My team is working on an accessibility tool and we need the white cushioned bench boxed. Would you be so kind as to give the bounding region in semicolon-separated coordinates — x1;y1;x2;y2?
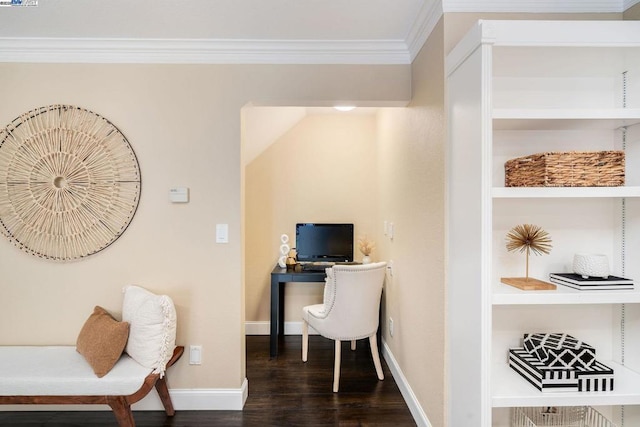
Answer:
0;346;183;426
0;285;183;427
1;346;152;396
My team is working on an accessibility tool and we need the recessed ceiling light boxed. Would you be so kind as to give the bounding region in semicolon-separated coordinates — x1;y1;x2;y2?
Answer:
333;106;356;112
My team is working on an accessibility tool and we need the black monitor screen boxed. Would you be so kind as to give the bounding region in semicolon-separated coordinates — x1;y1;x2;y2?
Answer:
296;223;354;262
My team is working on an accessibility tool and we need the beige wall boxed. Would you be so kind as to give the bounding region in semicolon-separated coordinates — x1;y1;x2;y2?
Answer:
0;63;409;391
376;18;447;427
244;112;379;322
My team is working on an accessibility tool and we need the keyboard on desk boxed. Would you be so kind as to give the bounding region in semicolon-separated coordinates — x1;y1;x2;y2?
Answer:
301;261;360;271
301;262;334;271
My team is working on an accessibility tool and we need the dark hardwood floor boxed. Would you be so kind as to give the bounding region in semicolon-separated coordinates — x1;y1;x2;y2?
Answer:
0;335;416;426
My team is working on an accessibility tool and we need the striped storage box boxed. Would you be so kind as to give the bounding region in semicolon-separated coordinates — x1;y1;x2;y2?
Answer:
508;348;614;392
509;348;578;392
576;362;615;392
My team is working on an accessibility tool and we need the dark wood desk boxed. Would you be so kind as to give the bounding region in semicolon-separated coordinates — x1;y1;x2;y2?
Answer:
270;265;327;358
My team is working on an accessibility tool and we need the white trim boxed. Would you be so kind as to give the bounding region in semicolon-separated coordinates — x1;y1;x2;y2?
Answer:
0;379;249;412
245;321;271;335
444;0;629;13
0;37;410;65
381;339;433;427
151;380;249;410
245;321;318;336
405;0;443;62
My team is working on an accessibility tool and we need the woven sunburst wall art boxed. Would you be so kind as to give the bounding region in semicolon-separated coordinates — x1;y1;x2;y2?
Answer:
0;105;141;261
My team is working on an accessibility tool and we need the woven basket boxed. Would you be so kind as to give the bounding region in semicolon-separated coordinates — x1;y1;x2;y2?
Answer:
512;406;617;427
505;151;625;187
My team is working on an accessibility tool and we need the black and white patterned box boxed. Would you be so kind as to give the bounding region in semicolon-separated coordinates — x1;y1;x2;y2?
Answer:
523;333;596;369
509;348;614;392
508;348;579;392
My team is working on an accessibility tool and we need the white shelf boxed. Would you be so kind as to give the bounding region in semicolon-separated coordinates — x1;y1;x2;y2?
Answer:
492;281;640;305
447;20;640;425
492;186;640;199
493;108;640;130
493;360;640;408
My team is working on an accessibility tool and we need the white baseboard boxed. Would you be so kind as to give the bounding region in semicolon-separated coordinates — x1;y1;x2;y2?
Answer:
381;339;432;427
135;378;248;410
245;320;318;336
0;378;249;412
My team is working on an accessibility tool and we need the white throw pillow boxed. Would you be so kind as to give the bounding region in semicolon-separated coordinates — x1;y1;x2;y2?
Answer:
122;285;177;377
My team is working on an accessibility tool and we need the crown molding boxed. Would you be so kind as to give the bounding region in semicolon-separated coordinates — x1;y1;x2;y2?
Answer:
0;37;411;65
444;0;630;13
405;0;444;62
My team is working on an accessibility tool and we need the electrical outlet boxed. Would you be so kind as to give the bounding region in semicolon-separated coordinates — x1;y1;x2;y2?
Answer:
389;317;394;337
189;345;202;365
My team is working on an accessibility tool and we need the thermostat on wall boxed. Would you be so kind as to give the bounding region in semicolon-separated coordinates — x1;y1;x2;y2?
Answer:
169;187;189;203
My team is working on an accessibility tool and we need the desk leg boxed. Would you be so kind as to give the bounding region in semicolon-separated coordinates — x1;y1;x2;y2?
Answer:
270;276;280;358
278;282;285;337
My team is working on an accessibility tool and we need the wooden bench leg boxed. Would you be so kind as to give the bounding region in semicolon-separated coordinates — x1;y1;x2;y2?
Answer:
155;376;175;416
107;396;135;427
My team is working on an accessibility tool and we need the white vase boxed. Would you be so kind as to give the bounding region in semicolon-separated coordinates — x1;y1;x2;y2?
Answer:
362;255;371;264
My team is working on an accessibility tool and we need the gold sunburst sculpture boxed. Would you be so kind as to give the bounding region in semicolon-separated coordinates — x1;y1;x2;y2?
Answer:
502;224;555;290
0;105;141;261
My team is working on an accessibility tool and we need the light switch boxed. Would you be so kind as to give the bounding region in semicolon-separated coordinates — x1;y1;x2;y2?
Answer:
189;345;202;365
216;224;229;243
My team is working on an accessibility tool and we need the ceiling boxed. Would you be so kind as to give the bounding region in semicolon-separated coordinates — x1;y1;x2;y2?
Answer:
1;0;637;65
0;0;426;41
0;0;432;64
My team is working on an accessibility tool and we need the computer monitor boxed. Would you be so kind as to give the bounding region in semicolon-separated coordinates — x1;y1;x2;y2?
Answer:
295;223;354;263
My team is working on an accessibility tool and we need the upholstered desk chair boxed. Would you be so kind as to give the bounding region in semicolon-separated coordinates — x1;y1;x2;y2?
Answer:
302;262;387;392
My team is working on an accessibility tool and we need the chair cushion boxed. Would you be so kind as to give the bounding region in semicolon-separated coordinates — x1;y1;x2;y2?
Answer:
0;346;151;396
122;285;177;376
76;306;130;378
303;304;327;321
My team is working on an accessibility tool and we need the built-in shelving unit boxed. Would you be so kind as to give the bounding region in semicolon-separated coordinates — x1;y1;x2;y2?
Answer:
447;20;640;427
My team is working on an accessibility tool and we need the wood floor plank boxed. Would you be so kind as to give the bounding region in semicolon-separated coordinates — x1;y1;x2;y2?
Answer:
0;335;416;426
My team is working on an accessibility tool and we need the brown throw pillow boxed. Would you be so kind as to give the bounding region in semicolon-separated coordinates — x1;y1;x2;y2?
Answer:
76;306;130;377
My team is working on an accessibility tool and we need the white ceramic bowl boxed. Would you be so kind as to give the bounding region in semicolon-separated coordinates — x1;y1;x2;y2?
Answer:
573;253;610;279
